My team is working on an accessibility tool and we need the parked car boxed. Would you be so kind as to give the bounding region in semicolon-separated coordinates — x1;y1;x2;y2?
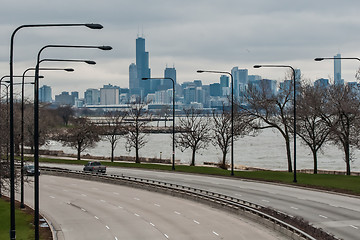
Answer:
83;161;106;173
23;165;40;176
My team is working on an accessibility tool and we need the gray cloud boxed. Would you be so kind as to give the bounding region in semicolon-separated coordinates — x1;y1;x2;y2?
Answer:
1;0;360;97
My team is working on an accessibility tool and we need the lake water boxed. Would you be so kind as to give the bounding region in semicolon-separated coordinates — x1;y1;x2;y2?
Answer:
41;128;359;172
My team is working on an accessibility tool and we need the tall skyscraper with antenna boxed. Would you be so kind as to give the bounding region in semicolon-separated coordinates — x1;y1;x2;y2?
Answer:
334;53;343;85
136;36;151;96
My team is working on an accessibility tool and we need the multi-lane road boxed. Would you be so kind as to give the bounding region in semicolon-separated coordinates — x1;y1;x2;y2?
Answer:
37;163;360;239
22;175;286;240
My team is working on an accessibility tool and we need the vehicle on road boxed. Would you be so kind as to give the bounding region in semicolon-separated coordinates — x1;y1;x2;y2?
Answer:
83;161;106;173
23;165;40;176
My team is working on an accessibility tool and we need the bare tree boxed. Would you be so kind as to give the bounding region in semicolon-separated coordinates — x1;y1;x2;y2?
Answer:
175;108;212;166
57;105;74;126
241;77;294;172
320;84;360;175
295;82;331;174
56;117;100;160
125;101;150;163
102;111;127;162
211;105;255;169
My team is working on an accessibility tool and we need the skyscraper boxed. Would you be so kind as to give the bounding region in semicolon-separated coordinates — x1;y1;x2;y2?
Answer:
231;67;248;100
164;66;176;90
129;63;138;90
39;85;52;103
136;37;151;96
334;53;343;85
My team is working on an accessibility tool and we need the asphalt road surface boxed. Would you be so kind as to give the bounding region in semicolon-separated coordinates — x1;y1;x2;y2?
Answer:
40;163;360;240
22;175;286;240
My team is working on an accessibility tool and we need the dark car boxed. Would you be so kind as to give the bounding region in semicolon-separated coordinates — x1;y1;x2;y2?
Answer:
83;161;106;173
23;165;40;176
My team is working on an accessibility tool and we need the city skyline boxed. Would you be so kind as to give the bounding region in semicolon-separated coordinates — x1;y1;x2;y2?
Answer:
1;1;360;97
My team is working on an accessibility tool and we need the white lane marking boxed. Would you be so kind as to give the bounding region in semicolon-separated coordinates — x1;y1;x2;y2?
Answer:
94;216;99;219
174;211;181;215
150;222;155;227
164;234;169;239
350;225;358;229
115;237;118;240
319;215;328;219
154;203;161;207
235;193;242;197
291;206;299;210
49;196;55;199
113;192;119;195
81;208;86;212
100;200;106;203
118;206;123;209
262;199;270;203
134;197;140;201
106;225;110;230
213;231;219;236
81;194;87;197
193;220;200;224
134;213;140;217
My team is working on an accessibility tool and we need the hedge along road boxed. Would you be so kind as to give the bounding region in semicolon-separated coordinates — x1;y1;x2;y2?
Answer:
39;162;360;240
20;175;286;240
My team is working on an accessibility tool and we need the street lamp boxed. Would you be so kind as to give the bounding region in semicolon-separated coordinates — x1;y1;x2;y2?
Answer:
197;70;235;176
253;64;297;183
33;44;111;239
142;77;176;170
315;57;360;61
18;67;74;209
9;23;103;240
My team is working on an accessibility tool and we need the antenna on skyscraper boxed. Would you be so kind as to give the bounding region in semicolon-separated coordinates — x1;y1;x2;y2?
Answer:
141;24;144;37
137;25;140;38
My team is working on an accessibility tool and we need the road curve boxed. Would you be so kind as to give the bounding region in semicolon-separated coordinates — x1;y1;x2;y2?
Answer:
41;163;360;240
22;175;286;240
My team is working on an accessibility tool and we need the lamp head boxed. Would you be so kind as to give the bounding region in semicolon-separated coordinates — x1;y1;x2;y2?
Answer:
98;46;112;51
64;68;74;72
85;23;103;29
253;65;262;68
142;78;149;81
85;60;96;65
39;76;45;79
197;70;204;73
314;58;324;61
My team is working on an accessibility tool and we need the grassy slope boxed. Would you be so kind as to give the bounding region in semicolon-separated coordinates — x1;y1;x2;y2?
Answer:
0;198;34;240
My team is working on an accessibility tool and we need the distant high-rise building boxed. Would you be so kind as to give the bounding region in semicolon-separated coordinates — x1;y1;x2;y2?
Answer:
39;85;52;103
55;91;74;106
231;67;248;99
210;83;221;97
164;66;176;89
314;78;329;89
220;75;229;88
334;53;343;85
84;88;100;105
136;37;151;96
71;91;79;100
100;84;119;105
129;63;138;90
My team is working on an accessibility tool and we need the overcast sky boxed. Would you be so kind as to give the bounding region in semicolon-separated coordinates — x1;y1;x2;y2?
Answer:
1;0;360;97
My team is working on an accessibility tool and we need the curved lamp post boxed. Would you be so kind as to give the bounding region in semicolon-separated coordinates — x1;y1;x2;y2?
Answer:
19;67;74;209
197;70;235;176
33;44;111;239
9;23;102;240
253;64;297;183
142;77;176;170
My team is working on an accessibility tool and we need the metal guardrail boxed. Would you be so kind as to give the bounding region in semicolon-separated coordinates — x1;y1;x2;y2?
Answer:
41;166;317;240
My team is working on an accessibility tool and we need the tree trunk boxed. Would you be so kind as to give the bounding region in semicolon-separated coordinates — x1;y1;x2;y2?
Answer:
135;146;140;163
190;148;196;166
77;144;81;160
344;142;351;175
285;137;293;172
221;150;227;169
111;144;114;162
312;148;317;174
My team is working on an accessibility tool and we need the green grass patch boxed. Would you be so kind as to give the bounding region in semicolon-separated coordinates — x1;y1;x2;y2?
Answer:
0;198;34;240
22;156;360;195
